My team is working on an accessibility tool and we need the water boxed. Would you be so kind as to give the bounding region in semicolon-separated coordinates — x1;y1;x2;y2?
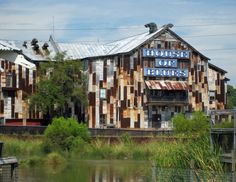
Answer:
19;160;153;182
18;160;234;182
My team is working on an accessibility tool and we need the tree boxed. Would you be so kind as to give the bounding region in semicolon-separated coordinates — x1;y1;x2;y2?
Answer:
29;53;87;122
227;85;236;109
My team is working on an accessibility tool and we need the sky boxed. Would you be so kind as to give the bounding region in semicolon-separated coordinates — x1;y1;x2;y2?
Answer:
0;0;236;86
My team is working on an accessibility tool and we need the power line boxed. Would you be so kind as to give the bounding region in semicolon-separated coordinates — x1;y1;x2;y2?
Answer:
199;48;236;51
174;22;236;27
184;33;236;38
0;22;236;31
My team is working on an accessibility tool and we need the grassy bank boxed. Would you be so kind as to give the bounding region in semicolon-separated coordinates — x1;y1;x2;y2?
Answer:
0;134;223;172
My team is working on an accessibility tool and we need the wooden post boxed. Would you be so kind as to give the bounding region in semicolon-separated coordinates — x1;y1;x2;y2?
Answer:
22;102;27;126
233;110;236;173
232;150;236;172
190;160;195;181
151;161;157;182
234;111;236;151
210;111;215;149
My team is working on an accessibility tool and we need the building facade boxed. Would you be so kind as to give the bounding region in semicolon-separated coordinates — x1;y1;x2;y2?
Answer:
0;41;40;125
56;23;228;128
0;23;229;128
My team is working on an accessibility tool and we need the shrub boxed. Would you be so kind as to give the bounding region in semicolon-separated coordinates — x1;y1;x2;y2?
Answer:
172;112;210;135
190;111;210;134
44;117;90;152
45;152;66;166
214;120;234;128
172;113;190;134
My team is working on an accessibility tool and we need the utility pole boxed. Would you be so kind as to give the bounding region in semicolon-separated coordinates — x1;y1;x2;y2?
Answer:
52;16;55;38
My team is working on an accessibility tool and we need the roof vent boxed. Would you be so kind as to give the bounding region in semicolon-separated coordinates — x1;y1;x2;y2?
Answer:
162;23;174;29
31;38;39;51
144;22;157;34
166;23;174;28
42;43;49;50
22;41;27;48
33;44;39;51
31;38;38;46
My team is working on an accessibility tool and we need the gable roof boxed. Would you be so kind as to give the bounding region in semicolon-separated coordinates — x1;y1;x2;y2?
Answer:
0;40;57;62
55;25;209;60
105;27;166;56
0;40;20;51
167;29;210;60
56;26;167;59
57;43;113;60
209;62;227;74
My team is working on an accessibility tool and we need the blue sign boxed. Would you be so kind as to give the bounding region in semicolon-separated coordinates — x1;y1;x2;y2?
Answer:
143;48;190;59
155;59;177;68
144;68;188;78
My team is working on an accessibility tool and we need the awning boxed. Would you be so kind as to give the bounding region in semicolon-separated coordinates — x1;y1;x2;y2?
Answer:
145;80;189;90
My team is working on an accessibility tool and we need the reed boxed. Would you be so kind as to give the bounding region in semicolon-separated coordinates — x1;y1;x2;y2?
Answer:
0;134;223;172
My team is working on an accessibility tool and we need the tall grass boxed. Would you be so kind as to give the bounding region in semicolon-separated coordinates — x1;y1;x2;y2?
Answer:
0;135;44;158
0;134;224;172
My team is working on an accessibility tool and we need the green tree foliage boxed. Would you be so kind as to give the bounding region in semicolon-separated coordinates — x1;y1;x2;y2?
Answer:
44;117;90;152
29;53;87;119
172;112;210;135
227;85;236;109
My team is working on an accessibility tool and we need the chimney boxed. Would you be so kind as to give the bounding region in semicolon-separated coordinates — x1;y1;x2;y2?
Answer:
144;23;157;34
162;23;174;29
31;38;39;51
22;41;27;48
42;43;49;50
31;38;38;46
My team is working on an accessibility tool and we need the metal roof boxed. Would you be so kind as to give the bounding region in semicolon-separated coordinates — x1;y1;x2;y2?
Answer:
0;40;20;51
105;27;165;55
57;43;113;60
145;80;189;90
208;62;227;74
0;40;56;61
56;27;166;59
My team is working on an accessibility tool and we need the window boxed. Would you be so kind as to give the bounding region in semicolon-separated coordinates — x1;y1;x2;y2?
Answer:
209;90;215;101
6;73;13;87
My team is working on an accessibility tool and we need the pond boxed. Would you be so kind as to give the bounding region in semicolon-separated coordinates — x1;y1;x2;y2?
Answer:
19;160;154;182
18;160;233;182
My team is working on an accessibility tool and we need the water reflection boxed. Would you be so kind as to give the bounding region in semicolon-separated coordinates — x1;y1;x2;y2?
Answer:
19;160;152;182
19;160;233;182
88;160;151;182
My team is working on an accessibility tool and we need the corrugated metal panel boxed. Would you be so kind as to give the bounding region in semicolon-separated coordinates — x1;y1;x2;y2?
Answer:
57;27;165;59
58;43;113;60
145;80;189;90
0;40;56;61
0;40;20;51
106;27;164;55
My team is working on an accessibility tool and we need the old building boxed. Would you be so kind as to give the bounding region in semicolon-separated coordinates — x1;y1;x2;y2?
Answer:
52;23;228;129
0;41;38;125
0;22;229;128
208;63;228;110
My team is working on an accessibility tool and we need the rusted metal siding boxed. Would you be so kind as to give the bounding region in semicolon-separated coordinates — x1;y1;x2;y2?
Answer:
187;52;209;112
145;80;189;90
208;67;226;110
87;29;227;128
0;59;38;120
87;51;146;128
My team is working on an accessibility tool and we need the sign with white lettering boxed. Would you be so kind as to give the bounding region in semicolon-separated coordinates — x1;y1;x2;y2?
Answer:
155;59;177;68
144;68;188;78
143;48;190;59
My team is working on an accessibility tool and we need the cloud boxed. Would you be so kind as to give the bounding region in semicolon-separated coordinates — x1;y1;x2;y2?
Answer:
0;0;235;86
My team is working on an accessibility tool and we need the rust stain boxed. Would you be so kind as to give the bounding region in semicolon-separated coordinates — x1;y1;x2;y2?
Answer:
145;80;189;90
